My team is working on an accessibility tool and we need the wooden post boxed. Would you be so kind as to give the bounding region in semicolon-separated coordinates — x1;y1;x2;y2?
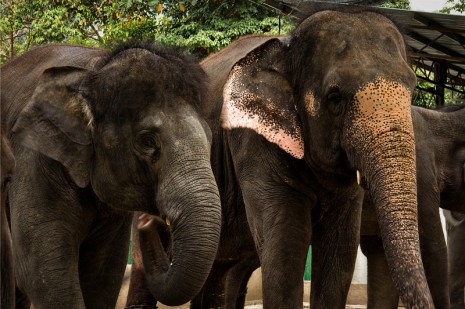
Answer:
434;61;446;107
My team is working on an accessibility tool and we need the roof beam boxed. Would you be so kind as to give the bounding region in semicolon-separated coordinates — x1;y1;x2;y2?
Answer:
409;52;465;63
413;13;465;46
408;31;464;58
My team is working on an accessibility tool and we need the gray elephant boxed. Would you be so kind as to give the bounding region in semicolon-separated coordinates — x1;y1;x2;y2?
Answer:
126;6;433;309
1;123;15;309
444;210;465;309
361;104;465;309
1;42;221;308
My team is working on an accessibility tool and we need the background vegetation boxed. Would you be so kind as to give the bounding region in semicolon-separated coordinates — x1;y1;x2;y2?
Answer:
0;0;410;62
1;0;464;107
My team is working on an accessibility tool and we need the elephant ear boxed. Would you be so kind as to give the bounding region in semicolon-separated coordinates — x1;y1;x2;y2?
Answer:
12;66;93;188
221;38;304;159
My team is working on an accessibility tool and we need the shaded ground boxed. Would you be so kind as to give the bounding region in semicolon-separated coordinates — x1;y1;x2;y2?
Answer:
115;265;402;309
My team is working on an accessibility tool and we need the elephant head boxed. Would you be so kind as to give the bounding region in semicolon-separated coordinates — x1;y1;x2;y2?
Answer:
11;43;221;305
222;8;432;307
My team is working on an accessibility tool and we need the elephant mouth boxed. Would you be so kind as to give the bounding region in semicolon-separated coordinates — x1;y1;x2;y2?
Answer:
138;213;171;230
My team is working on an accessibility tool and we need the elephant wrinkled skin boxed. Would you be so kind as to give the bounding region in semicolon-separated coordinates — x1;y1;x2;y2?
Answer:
127;6;433;309
1;124;15;309
1;42;221;308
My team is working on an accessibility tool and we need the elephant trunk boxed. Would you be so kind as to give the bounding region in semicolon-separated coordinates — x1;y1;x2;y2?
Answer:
344;78;434;308
363;132;433;307
139;143;221;306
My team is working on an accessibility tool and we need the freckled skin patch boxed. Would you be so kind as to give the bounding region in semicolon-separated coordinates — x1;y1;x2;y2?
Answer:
350;76;414;141
304;92;319;117
221;57;304;159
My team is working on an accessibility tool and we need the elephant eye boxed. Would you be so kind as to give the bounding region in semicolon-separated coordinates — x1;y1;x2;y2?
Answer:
326;88;345;115
136;131;161;162
327;91;342;104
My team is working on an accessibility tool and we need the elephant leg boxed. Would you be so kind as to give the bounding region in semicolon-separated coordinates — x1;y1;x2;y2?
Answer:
360;235;399;309
417;202;449;308
190;260;236;309
224;255;260;309
11;202;89;308
79;209;132;309
14;286;31;309
240;184;312;309
1;205;14;309
9;152;96;308
310;189;363;308
446;211;465;309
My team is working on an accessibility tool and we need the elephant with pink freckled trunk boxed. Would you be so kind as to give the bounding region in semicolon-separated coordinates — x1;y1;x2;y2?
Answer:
126;5;433;309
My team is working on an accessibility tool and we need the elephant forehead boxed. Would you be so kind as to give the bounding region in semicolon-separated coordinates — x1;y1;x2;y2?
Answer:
353;77;413;130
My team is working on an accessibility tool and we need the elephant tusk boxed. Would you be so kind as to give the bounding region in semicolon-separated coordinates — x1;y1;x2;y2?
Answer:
356;170;361;185
165;217;171;226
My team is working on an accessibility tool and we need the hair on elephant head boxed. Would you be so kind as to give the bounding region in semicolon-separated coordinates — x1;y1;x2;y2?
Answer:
207;5;432;308
3;42;221;307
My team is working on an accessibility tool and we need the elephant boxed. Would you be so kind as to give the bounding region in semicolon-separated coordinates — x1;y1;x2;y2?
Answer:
361;104;465;309
444;210;465;309
1;123;16;309
125;5;433;309
1;41;221;308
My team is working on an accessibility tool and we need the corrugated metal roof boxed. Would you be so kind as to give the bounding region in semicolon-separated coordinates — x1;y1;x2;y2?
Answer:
381;8;465;64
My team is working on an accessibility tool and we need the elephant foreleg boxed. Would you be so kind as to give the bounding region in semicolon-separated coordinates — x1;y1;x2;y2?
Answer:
241;182;312;309
445;210;465;309
1;205;14;309
224;255;260;309
190;260;237;309
79;210;132;309
14;286;31;309
417;200;449;309
310;189;363;309
360;235;399;309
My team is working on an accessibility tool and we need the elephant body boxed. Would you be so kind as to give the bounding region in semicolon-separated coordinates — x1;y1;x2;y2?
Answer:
1;124;15;309
127;6;433;309
361;104;465;309
1;42;221;308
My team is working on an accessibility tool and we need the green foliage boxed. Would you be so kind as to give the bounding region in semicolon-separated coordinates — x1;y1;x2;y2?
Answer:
379;0;410;9
150;1;294;57
0;0;291;63
412;66;465;108
441;0;465;13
